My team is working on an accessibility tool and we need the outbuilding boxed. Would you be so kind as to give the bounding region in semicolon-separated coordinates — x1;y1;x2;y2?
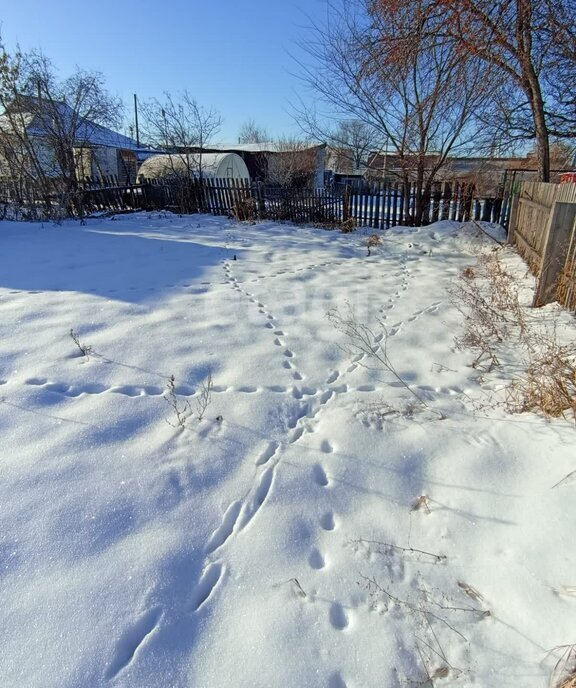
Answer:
137;152;249;181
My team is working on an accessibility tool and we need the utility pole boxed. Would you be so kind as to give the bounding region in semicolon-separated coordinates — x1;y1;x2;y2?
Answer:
133;94;140;147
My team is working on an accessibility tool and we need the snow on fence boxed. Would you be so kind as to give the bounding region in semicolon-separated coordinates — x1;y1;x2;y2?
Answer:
508;181;576;308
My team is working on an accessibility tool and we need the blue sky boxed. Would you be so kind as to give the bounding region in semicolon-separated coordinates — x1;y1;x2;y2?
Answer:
1;0;329;142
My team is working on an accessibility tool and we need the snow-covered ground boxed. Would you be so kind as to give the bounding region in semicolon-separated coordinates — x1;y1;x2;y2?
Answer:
0;213;574;688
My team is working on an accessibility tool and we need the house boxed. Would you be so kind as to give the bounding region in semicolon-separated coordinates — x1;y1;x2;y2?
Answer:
0;95;140;185
365;151;557;196
324;145;368;187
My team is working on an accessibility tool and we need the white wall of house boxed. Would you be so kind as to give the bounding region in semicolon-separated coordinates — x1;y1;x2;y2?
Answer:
73;146;119;180
32;139;60;177
92;146;118;178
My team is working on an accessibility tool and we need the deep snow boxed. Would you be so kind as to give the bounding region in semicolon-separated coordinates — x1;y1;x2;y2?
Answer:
0;213;574;688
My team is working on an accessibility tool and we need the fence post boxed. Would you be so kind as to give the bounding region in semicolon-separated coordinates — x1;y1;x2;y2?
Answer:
256;181;265;217
533;201;576;307
342;184;351;222
506;190;520;244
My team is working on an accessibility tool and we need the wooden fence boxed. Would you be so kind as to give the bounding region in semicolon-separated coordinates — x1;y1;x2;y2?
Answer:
78;177;509;227
1;174;513;228
556;214;576;310
508;181;576;308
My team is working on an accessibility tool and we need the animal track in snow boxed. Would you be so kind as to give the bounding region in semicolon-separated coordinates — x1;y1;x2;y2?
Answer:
292;386;317;400
238;466;275;529
326;370;339;384
308;548;326;569
329;603;349;630
105;607;162;679
320;440;334;454
312;464;329;487
26;379;167;398
189;562;225;612
288;405;309;429
205;502;242;553
333;384;348;394
289;426;305;444
255;441;280;466
407;301;443;322
328;672;348;688
320;512;336;530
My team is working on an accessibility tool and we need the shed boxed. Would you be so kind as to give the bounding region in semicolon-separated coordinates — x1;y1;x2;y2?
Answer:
138;152;249;181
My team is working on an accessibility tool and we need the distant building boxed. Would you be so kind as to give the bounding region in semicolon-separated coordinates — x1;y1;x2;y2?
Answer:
166;142;326;188
0;95;140;184
137;152;250;181
365;152;571;195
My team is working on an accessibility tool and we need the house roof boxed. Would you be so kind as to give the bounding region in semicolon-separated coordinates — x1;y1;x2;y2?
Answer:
199;142;326;154
0;95;139;150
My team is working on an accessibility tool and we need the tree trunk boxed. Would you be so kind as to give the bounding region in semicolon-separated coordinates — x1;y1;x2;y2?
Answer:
517;1;550;182
529;87;550;182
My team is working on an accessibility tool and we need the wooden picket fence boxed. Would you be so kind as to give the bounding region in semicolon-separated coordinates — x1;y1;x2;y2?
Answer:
557;224;576;310
1;174;513;228
508;181;576;308
78;177;509;228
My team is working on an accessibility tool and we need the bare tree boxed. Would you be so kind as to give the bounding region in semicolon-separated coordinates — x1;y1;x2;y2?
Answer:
295;0;495;224
0;42;123;216
140;91;222;180
328;119;381;173
266;137;319;189
380;0;576;182
238;119;270;144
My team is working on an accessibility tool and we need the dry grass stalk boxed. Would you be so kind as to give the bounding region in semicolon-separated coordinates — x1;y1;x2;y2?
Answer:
548;644;576;688
340;217;357;233
327;304;445;418
232;196;257;222
164;374;192;428
164;372;214;428
194;372;213;421
69;328;92;357
412;495;432;513
453;249;576;420
507;336;576;419
365;233;382;256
